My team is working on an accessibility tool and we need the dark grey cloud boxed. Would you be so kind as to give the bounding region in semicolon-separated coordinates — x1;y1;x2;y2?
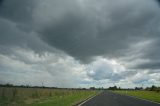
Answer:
0;0;36;24
0;0;3;5
0;0;160;87
156;0;160;5
0;17;60;59
134;62;160;70
1;0;160;64
125;39;160;70
38;0;160;64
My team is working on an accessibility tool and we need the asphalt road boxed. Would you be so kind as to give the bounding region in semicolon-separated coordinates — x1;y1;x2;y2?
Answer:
80;91;160;106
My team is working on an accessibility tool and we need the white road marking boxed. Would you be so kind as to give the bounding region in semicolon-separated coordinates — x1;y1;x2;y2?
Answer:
77;92;102;106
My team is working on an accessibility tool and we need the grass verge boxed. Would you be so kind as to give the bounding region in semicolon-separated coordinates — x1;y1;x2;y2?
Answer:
113;90;160;103
30;90;98;106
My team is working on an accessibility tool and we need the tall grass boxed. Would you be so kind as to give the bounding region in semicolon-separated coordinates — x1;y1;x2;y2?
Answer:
0;87;98;106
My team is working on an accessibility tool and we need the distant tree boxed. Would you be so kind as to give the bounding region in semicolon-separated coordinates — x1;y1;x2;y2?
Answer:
118;87;121;90
6;83;13;87
150;85;156;91
108;86;118;90
135;87;143;90
145;87;150;91
90;87;96;90
82;88;86;90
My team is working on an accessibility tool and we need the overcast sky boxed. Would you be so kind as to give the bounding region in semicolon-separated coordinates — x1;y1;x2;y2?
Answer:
0;0;160;88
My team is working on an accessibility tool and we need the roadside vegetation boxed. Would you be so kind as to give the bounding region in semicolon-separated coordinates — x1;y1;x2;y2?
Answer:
0;86;99;106
113;85;160;103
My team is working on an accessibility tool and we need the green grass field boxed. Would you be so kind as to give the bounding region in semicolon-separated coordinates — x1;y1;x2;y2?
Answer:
113;90;160;103
0;87;99;106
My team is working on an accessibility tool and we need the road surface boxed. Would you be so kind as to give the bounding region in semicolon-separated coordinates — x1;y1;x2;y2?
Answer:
80;91;160;106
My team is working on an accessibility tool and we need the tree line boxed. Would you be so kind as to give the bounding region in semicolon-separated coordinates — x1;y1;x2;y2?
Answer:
0;83;160;92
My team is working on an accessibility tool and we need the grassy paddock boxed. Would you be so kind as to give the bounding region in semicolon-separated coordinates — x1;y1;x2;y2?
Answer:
113;90;160;103
0;87;99;106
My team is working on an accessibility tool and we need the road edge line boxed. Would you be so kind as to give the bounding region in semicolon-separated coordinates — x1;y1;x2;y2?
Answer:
76;91;103;106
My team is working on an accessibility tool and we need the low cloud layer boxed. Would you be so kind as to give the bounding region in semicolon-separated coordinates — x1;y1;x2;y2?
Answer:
0;0;160;88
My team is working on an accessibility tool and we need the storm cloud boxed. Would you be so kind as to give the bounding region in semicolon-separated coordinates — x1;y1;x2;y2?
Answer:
38;0;160;63
0;0;160;88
